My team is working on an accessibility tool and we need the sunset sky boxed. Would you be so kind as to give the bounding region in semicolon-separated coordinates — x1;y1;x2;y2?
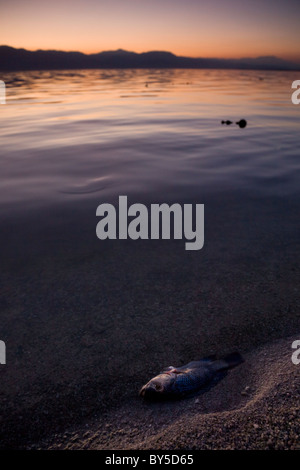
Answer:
1;0;300;61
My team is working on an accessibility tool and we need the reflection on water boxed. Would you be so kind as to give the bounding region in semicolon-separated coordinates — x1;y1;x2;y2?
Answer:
0;69;299;211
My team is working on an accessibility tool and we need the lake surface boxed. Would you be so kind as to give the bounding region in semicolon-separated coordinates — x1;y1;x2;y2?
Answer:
0;69;299;447
1;69;299;212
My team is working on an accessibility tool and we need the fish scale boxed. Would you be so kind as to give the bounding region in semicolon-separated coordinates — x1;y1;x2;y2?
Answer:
173;369;213;394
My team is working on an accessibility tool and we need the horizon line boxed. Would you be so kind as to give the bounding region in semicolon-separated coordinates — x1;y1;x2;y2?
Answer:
1;45;299;64
1;45;300;72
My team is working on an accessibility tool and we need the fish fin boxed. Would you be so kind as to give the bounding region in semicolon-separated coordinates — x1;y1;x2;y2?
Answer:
222;352;244;368
201;354;217;362
214;352;244;371
179;356;217;369
212;352;244;372
162;367;182;375
161;366;175;373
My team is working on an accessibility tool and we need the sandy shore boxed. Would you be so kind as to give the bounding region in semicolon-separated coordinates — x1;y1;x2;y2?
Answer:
29;335;299;450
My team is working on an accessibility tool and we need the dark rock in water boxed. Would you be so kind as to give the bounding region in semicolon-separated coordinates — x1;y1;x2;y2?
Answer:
236;119;247;128
221;120;233;125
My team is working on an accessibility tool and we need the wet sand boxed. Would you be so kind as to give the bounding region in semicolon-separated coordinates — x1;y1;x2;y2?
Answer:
0;191;299;449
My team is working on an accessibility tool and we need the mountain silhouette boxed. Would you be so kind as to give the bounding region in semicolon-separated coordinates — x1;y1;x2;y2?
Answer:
0;46;299;71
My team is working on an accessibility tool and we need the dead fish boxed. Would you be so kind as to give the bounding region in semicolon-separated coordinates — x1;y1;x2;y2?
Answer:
139;352;244;400
236;119;247;128
221;120;233;125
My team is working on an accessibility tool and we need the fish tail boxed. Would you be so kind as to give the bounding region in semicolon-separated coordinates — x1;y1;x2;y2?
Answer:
213;352;244;371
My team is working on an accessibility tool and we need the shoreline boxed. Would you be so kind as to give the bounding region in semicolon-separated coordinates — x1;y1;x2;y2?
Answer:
30;335;300;450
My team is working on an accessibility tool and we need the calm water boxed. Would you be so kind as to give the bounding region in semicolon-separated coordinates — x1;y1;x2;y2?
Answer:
0;69;299;212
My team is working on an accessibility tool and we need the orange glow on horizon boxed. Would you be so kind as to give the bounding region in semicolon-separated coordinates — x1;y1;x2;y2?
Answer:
1;0;300;63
